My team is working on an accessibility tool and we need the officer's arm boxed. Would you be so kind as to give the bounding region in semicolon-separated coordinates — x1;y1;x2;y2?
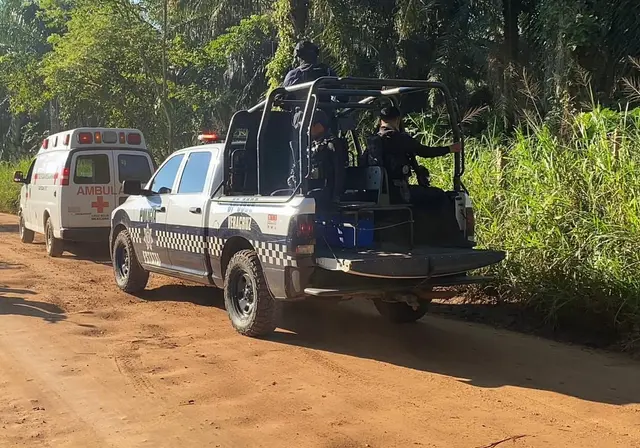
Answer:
283;70;295;87
404;134;450;158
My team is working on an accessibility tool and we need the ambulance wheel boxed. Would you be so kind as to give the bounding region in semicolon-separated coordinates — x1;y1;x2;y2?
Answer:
19;214;34;244
373;299;429;323
45;217;64;257
113;229;149;293
224;250;277;337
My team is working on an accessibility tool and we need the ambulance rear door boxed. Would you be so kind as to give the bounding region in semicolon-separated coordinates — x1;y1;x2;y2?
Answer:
63;149;117;229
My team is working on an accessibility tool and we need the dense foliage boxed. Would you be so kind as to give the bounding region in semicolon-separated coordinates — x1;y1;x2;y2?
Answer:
1;0;639;158
1;0;640;347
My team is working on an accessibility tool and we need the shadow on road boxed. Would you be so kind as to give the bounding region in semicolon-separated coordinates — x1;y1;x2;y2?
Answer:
61;242;111;265
0;287;67;324
138;282;640;407
0;223;18;233
139;285;224;308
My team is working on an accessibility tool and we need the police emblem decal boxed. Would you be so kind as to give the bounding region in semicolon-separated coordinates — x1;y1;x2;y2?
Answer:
143;223;154;251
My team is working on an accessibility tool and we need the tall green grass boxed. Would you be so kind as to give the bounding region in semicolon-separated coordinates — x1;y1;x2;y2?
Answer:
0;159;30;214
418;107;640;347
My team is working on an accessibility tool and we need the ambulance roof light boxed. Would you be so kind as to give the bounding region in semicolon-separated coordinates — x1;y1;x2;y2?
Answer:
127;132;142;145
78;132;93;144
42;138;49;150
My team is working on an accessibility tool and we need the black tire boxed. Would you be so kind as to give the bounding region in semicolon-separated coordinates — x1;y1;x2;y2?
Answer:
45;217;64;257
224;249;277;337
374;299;429;323
19;214;34;244
112;229;149;293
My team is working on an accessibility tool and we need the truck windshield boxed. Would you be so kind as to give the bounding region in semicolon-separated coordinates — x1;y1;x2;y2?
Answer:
118;154;152;183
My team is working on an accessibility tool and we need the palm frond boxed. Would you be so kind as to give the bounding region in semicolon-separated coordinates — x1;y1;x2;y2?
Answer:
622;76;640;103
461;105;489;124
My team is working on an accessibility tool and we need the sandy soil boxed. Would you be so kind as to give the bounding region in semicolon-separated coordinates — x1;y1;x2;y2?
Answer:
0;213;639;448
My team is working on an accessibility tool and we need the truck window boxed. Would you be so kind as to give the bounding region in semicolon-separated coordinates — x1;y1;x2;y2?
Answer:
118;154;152;183
74;154;110;185
149;154;184;194
177;152;211;194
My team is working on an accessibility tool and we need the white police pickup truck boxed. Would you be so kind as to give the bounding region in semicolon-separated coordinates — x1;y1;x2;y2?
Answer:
110;78;505;337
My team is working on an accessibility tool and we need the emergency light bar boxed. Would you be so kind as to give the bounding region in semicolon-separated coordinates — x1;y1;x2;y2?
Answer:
76;131;142;145
198;132;221;143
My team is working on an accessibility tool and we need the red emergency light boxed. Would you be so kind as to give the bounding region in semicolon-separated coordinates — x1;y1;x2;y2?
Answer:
63;134;70;145
198;132;219;143
42;138;49;150
78;132;93;144
127;133;142;145
55;167;70;186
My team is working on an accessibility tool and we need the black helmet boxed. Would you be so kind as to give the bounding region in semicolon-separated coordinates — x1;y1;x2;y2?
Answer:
294;41;319;62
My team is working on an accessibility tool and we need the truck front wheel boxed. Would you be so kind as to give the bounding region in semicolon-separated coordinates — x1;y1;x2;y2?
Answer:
224;250;277;337
112;229;149;293
374;299;429;323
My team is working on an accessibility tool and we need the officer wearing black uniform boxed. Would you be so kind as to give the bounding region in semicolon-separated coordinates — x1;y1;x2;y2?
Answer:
284;42;345;195
363;106;460;205
284;41;338;90
305;109;347;206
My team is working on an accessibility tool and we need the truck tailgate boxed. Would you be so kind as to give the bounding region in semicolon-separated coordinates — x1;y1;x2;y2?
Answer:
315;246;505;279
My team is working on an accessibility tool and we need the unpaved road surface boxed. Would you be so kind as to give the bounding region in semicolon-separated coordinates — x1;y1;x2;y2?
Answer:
1;213;639;448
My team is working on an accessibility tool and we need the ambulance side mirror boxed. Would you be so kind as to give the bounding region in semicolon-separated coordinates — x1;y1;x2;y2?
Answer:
122;180;143;196
13;171;25;184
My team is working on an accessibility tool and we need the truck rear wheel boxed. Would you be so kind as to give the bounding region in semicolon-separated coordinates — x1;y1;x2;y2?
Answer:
374;299;429;323
113;229;149;293
45;217;64;257
19;214;34;244
224;249;277;337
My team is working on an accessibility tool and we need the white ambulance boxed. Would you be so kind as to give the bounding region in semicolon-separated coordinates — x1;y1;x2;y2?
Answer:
13;128;155;257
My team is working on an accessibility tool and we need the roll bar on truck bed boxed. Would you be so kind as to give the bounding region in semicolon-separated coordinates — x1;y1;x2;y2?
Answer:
227;77;465;197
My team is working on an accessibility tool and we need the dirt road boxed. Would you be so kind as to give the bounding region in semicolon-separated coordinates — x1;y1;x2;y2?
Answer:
1;213;639;448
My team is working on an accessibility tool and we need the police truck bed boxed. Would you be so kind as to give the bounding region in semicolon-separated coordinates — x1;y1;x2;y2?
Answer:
314;246;505;279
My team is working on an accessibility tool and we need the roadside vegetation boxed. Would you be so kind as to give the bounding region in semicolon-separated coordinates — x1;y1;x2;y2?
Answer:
0;160;29;214
418;106;640;349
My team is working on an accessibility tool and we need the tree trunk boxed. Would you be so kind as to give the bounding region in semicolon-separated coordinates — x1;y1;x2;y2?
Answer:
502;0;522;134
290;0;309;37
503;0;521;63
161;0;174;155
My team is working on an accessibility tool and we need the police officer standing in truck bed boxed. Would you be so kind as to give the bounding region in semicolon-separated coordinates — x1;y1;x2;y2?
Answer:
363;106;461;205
284;41;338;89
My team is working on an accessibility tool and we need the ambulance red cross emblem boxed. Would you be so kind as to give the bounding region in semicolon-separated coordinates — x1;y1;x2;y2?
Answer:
91;196;110;213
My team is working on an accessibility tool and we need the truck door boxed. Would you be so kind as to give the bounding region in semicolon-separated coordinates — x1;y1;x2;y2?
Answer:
135;153;185;270
114;150;154;207
65;150;116;229
165;151;213;280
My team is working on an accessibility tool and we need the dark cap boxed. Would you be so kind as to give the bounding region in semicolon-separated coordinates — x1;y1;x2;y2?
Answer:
379;106;402;120
294;41;320;62
311;109;329;128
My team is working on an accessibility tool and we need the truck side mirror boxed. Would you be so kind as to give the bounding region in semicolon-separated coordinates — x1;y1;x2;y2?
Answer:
122;179;142;196
13;171;25;183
